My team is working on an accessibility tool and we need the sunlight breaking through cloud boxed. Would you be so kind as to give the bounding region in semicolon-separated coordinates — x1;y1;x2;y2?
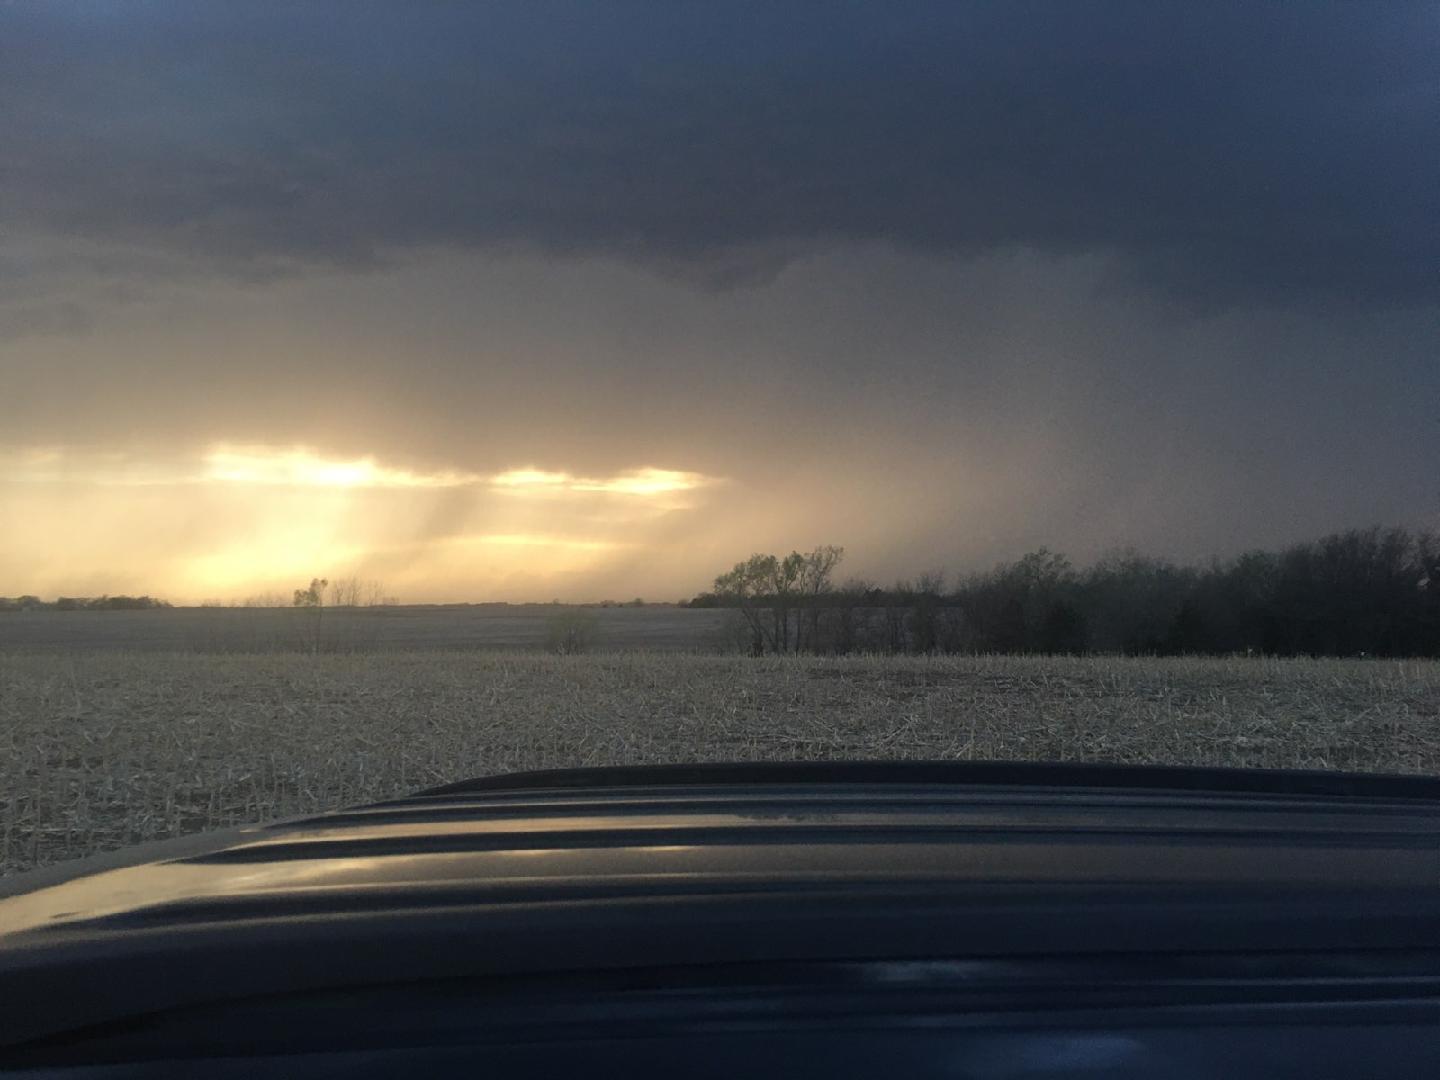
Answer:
0;446;716;498
0;443;724;601
488;469;571;489
453;534;626;551
204;446;483;488
491;466;713;496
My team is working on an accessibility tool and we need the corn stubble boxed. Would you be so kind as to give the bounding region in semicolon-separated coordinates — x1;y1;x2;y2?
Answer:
3;651;1438;874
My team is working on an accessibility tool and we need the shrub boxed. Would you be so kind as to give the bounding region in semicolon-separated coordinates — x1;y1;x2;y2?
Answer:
544;609;600;654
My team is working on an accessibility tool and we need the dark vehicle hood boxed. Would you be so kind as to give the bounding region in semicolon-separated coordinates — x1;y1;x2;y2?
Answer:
4;761;1440;1047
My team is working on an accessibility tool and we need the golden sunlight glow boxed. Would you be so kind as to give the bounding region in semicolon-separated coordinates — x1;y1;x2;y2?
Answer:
203;446;480;489
181;535;369;595
1;446;716;499
490;466;712;496
490;468;572;488
462;533;624;551
0;443;723;601
572;467;708;495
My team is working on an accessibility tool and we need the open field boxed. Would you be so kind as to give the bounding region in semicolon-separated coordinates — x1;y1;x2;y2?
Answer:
0;605;732;653
3;649;1439;875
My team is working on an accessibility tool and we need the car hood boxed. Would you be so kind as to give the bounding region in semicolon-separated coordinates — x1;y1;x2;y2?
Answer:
3;760;1440;1045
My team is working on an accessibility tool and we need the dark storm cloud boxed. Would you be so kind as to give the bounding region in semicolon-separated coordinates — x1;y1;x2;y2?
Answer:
5;1;1437;307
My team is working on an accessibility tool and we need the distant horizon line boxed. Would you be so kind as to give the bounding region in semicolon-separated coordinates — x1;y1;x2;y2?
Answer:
6;519;1436;612
0;597;687;609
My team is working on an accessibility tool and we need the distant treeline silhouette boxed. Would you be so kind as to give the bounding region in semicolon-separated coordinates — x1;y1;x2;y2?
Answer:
0;595;172;612
685;526;1440;658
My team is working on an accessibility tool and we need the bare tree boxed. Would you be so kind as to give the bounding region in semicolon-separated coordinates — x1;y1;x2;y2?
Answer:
796;545;844;651
328;576;362;608
765;552;806;652
545;609;600;654
713;546;843;654
713;554;779;655
292;577;328;653
907;570;946;653
831;576;873;655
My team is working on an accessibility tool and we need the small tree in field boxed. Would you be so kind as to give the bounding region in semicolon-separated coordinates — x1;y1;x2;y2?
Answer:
545;609;600;654
292;578;327;608
293;577;328;652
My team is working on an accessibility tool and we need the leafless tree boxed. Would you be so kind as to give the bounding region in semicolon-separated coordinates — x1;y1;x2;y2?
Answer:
796;545;844;652
713;554;779;655
545;609;600;654
714;546;843;654
906;570;946;653
831;576;873;655
292;577;328;653
327;576;362;608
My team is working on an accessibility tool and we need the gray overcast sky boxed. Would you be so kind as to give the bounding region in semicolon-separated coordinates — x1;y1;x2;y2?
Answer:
2;2;1438;601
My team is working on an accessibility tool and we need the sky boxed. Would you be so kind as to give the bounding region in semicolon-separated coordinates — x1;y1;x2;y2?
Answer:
3;1;1438;602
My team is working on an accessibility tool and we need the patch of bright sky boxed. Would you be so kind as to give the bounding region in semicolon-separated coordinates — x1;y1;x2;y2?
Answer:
0;443;720;600
1;445;717;496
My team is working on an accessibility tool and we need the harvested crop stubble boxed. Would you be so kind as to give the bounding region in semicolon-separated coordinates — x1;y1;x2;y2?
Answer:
3;650;1439;874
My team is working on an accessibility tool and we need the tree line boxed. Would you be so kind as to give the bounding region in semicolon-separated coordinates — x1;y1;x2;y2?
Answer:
686;526;1440;658
0;595;171;612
